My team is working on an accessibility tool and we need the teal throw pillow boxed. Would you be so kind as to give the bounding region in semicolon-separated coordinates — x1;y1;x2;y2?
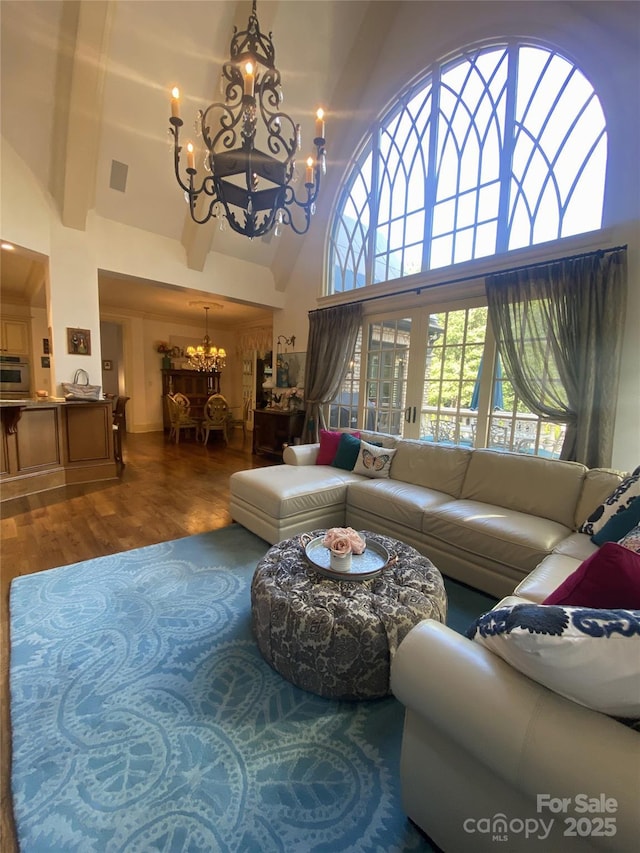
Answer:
592;496;640;545
332;433;362;470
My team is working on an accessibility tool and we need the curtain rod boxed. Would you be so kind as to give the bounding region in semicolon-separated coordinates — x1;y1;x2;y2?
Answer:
317;244;627;310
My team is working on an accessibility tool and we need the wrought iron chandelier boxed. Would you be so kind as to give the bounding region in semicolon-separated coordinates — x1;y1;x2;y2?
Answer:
186;307;227;372
169;0;327;239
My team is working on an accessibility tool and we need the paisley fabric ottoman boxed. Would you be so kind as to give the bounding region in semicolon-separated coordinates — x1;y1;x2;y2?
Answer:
250;530;447;699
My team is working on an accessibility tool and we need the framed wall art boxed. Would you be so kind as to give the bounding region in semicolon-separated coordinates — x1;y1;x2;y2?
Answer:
102;359;113;371
67;328;91;355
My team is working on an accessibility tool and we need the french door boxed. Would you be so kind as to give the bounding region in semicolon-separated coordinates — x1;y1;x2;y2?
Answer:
364;316;422;438
348;303;565;457
358;304;496;442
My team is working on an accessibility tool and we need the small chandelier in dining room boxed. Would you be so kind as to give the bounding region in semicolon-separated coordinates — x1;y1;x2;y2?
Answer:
186;306;227;372
169;0;327;239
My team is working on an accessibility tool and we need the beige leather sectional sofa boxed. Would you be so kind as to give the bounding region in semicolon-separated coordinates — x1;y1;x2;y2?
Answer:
231;433;639;851
230;432;621;598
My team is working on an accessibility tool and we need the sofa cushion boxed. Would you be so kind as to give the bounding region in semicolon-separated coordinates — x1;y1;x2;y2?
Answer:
619;523;640;553
316;429;358;465
542;542;640;608
347;479;452;530
390;440;471;497
423;499;572;574
460;450;586;528
467;602;640;717
578;468;640;536
513;553;587;603
591;495;640;545
230;465;363;520
353;439;397;478
550;531;598;561
360;430;398;449
574;467;624;529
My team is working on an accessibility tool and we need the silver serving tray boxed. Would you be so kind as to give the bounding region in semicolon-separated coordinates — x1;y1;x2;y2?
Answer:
303;535;389;581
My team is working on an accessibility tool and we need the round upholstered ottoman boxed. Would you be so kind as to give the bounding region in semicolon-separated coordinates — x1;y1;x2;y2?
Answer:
250;530;447;700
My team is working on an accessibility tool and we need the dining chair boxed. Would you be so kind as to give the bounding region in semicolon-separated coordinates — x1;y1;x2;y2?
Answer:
202;393;231;445
112;395;130;467
228;397;251;438
166;393;201;443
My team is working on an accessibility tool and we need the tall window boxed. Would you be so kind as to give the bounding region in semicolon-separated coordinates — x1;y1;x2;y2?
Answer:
329;42;607;293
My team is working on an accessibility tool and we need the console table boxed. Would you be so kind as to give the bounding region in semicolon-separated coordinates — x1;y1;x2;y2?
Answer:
252;408;304;458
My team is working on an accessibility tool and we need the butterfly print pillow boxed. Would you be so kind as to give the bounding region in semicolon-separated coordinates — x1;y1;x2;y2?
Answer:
353;439;397;479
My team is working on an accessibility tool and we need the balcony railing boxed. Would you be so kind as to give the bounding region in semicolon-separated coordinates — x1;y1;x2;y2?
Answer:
423;407;566;458
326;401;566;459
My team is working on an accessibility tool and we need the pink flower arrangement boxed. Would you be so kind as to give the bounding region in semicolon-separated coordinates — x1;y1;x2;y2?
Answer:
322;527;366;555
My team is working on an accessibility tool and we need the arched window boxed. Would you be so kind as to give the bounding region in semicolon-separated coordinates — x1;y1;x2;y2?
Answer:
329;42;607;294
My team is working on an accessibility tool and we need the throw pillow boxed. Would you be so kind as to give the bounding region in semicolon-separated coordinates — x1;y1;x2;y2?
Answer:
316;430;360;466
578;468;640;536
332;433;363;470
466;603;640;717
591;495;640;545
353;439;397;479
542;542;640;608
618;523;640;554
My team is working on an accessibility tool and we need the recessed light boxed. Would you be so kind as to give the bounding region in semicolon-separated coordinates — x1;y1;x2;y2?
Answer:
1;242;16;250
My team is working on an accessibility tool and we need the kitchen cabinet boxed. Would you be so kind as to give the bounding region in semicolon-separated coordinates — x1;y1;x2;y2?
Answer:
0;318;30;355
252;408;304;458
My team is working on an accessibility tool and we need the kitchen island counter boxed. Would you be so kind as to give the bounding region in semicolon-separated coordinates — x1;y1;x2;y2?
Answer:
1;398;117;500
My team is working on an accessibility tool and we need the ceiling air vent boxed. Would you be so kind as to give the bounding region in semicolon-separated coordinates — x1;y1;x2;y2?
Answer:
109;160;129;193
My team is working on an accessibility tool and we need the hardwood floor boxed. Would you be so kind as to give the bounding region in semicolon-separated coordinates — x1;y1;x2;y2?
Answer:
0;428;273;852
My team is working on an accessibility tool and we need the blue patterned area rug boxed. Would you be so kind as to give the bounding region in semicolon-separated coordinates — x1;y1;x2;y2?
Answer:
10;524;495;852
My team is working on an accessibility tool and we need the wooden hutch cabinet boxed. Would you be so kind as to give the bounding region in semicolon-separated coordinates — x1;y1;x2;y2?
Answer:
252;408;305;458
161;369;221;429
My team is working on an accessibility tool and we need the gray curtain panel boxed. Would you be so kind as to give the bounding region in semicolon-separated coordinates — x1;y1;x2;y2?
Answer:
302;302;363;442
486;247;627;468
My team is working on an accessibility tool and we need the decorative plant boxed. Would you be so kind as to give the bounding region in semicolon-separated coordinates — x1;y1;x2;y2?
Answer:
322;527;366;556
282;387;304;409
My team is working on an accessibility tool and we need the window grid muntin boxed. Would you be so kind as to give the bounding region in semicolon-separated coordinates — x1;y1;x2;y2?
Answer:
508;48;606;248
366;319;411;435
375;85;432;282
422;307;486;445
432;47;509;267
329;146;374;292
327;331;363;430
327;40;606;293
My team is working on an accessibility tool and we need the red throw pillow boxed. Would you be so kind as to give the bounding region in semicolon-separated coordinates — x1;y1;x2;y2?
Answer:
316;430;360;465
543;542;640;608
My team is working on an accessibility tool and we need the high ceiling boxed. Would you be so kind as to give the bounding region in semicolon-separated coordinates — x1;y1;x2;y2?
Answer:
0;0;376;326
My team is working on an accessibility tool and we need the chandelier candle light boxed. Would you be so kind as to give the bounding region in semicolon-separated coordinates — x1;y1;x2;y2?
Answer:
186;307;227;372
169;0;327;239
